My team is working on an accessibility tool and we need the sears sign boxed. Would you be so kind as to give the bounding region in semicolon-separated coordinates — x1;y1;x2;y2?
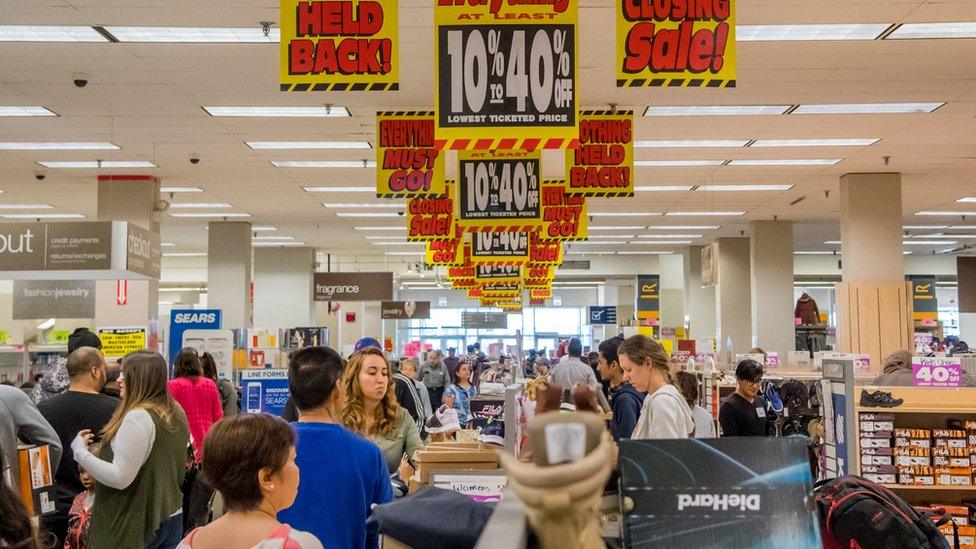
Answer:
168;309;221;366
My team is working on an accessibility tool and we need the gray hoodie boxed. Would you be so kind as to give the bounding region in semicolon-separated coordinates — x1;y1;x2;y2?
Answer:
631;384;695;439
0;384;62;490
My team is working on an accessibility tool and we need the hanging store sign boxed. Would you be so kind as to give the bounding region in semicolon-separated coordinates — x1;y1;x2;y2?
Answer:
407;187;455;241
616;0;735;88
636;274;660;325
528;234;563;265
481;282;522;298
377;112;446;198
425;238;466;266
381;301;432;320
475;265;522;283
280;0;399;92
907;275;938;323
523;264;554;289
12;280;96;320
530;288;552;299
125;223;161;279
588;305;617;325
471;231;530;265
456;150;542;232
565;110;634;197
540;181;587;241
462;311;508;329
313;272;394;301
0;222;111;271
434;0;579;149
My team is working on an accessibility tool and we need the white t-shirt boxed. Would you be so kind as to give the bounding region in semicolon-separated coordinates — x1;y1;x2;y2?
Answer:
692;405;715;438
631;384;694;440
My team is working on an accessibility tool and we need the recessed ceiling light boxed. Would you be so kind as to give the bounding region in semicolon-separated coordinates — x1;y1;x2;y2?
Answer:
635;185;696;192
365;235;412;240
696;184;794;191
904;240;957;245
322;203;403;208
0;106;57;117
204;106;350;117
887;22;976;40
253;235;296;241
354;226;407;231
589;225;646;230
635;140;749;148
273;161;375;168
38;161;157;169
637;234;703;238
792;103;944;115
916;211;976;216
0;142;119;150
169;212;251;218
1;213;84;219
253;241;307;247
246;141;370;150
665;211;745;216
737;24;890;41
727;159;841;166
590;212;661;217
105;26;280;43
335;212;402;218
0;25;107;42
170;203;232;209
903;225;947;229
646;225;720;230
794;251;837;255
644;105;790;116
956;197;976;203
163;252;207;257
160;187;204;193
303;186;375;192
0;204;54;209
750;139;879;147
635;160;725;167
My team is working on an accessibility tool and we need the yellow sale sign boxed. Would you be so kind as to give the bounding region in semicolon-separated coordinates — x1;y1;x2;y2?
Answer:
456;150;543;232
425;238;465;266
540;181;587;241
565;110;634;198
616;0;735;87
377;112;446;198
280;0;399;91
407;186;455;242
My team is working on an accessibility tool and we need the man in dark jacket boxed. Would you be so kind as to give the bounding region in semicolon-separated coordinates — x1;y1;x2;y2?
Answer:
596;336;644;440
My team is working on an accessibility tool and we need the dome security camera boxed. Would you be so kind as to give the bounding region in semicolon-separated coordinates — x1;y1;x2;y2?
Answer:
73;76;88;88
34;171;46;181
189;156;200;165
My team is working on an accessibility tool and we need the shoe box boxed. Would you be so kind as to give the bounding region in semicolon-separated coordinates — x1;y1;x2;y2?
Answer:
859;416;976;485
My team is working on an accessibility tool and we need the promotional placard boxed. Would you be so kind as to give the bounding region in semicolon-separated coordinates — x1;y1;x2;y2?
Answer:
407;187;455;241
98;327;147;358
168;309;222;367
456;150;543;232
426;238;466;266
540;181;588;241
528;234;563;266
280;0;399;92
636;274;660;325
616;0;736;88
475;265;522;283
908;275;938;323
434;0;579;148
589;305;617;325
313;272;394;301
471;231;531;265
481;282;522;298
381;301;432;320
377;112;446;198
565;110;634;197
912;356;964;388
241;369;290;416
530;288;552;299
12;280;95;320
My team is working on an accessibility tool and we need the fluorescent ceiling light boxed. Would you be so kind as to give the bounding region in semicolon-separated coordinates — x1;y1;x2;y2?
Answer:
246;141;370;150
914;234;976;239
365;235;411;240
903;225;947;229
949;225;976;230
38;161;157;169
335;212;401;218
303;186;374;193
646;225;720;230
665;211;745;216
637;234;703;238
635;185;696;192
590;212;661;217
372;242;424;246
105;26;280;43
727;159;840;166
794;251;837;255
169;212;251;218
887;22;976;40
956;197;976;203
323;202;403;208
585;235;634;239
916;211;976;216
160;187;203;193
0;106;57;117
204;106;349;117
161;242;175;247
582;239;632;243
253;241;307;247
630;240;693;245
252;227;277;232
1;213;84;219
616;251;674;255
0;142;119;150
0;25;107;42
273;161;375;168
824;240;841;245
904;240;957;245
590;225;645;230
792;103;944;115
696;184;794;191
159;287;206;292
751;139;879;147
170;203;232;209
163;252;207;257
635;160;725;167
385;252;424;256
644;105;789;116
635;140;748;148
355;226;406;231
0;204;54;209
253;235;295;241
737;24;889;41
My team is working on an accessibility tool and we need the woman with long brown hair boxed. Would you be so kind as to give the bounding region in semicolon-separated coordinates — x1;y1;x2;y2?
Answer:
617;335;693;439
72;350;190;549
341;347;423;480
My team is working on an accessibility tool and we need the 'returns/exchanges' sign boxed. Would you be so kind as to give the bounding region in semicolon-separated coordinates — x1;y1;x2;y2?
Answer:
377;112;446;198
434;0;579;149
617;0;735;88
565;110;634;197
280;0;399;91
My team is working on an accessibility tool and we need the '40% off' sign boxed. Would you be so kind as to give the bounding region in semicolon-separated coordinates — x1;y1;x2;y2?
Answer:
456;151;542;232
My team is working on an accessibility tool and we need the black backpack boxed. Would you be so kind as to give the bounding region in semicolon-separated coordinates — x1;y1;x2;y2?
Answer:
814;476;953;549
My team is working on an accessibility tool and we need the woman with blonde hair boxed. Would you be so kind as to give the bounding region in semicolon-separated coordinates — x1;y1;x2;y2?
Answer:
617;335;693;439
72;350;190;549
341;347;423;481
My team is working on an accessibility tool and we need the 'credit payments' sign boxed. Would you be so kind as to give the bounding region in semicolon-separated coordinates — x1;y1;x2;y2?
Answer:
168;309;221;366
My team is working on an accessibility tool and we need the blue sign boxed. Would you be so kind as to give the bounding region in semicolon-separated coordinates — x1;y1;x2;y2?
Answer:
588;306;617;325
241;369;290;416
168;309;221;365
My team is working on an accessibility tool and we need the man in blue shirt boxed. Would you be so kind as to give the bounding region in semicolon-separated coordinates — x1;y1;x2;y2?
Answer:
278;346;393;549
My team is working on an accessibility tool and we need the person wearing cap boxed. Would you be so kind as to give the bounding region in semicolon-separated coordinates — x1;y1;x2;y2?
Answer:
420;350;450;408
33;327;102;405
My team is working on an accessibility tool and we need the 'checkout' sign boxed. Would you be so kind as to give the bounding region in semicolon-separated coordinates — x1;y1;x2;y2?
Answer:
168;309;221;365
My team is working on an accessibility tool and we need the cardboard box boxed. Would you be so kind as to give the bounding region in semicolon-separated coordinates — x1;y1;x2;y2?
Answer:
934;430;966;439
935;438;968;449
932;504;969;526
947;420;976;431
860;430;893;439
862;437;892;449
864;473;896;484
414;447;501;484
894;447;931;467
859;413;895;432
895;428;931;439
861;453;894;466
895;438;932;449
17;444;56;517
860;412;895;422
936;467;973;486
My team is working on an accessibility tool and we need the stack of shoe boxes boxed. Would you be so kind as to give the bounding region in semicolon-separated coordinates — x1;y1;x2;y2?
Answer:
937;505;974;549
948;420;976;485
859;412;895;484
895;429;935;486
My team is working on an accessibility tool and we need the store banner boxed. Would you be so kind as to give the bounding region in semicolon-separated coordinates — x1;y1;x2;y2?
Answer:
452;278;478;289
907;275;938;322
528;234;563;265
434;0;579;148
407;188;455;241
475;264;522;283
98;327;147;358
377;112;446;198
540;181;588;241
619;438;820;547
0;221;112;271
588;305;617;325
381;301;431;320
471;231;531;265
279;0;399;92
168;309;222;366
616;0;736;88
635;274;660;324
12;280;96;320
242;369;290;416
125;223;161;279
565;110;634;197
481;297;522;310
456;150;543;232
425;238;465;266
313;272;393;301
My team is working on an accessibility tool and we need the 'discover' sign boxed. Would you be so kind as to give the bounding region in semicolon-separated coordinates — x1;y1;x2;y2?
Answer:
434;0;579;149
280;0;399;92
377;112;446;198
457;150;542;232
565;110;634;197
617;0;735;88
313;272;393;301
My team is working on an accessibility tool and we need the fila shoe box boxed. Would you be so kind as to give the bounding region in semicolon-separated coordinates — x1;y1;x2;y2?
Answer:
17;444;56;517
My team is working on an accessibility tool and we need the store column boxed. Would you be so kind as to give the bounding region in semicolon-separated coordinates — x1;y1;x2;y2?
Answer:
714;238;752;358
253;247;315;328
207;222;252;329
659;253;685;333
836;173;911;371
750;221;795;357
683;246;716;345
94;175;161;333
958;257;976;345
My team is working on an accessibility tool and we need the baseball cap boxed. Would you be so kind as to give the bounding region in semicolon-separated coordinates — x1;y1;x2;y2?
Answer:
426;406;461;434
354;337;382;353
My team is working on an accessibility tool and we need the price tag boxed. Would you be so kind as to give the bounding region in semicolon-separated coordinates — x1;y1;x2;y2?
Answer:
435;0;579;148
456;151;542;231
912;357;964;388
